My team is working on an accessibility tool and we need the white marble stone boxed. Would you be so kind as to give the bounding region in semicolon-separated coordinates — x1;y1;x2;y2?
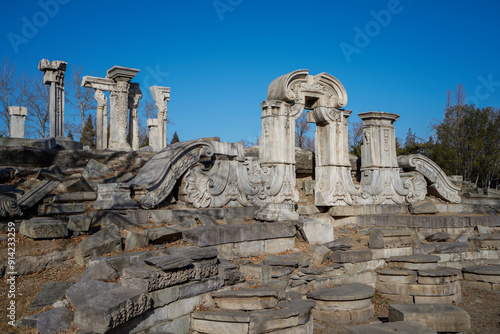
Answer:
9;106;27;138
39;59;67;138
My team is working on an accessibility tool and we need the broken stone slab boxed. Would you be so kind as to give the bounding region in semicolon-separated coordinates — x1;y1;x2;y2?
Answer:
18;178;60;210
323;238;353;251
82;159;113;179
80;260;119;282
356;215;468;229
387;255;440;270
125;231;149;251
388;303;471;333
197;214;217;226
369;228;412;249
298;217;334;245
413;242;470;255
87;251;156;274
166;246;219;261
15;313;40;328
37;307;73;334
61;175;94;192
67;215;92;232
146;226;183;244
29;281;74;310
329;204;409;217
218;259;245;285
425;231;451;242
183;222;295;247
409;199;439;214
104;172;134;184
144;254;193;271
301;179;315;195
312;245;332;266
469;233;500;249
178;276;224;299
344;321;438;334
93;183;138;210
331;250;372;263
65;279;119;309
212;288;279;311
20;218;68;239
74;224;122;266
74;286;152;333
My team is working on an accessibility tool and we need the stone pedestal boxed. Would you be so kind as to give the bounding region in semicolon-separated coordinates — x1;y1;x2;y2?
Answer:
9;106;27;138
38;59;67;138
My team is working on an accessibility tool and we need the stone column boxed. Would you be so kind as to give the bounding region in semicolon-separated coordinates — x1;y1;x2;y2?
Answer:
94;90;108;150
150;86;170;150
38;59;67;138
8;106;27;138
147;118;159;150
128;83;142;150
308;107;362;206
106;66;139;150
359;111;408;204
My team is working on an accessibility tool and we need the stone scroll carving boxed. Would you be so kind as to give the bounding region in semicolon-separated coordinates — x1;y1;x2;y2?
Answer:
398;154;461;203
129;139;215;209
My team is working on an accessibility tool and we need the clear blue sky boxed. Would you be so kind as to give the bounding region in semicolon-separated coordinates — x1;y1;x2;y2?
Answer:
2;0;499;144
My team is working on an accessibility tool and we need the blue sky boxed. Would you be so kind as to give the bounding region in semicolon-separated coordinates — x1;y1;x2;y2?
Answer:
1;0;499;144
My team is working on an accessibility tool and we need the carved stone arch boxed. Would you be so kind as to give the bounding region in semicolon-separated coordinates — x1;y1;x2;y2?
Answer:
267;69;348;118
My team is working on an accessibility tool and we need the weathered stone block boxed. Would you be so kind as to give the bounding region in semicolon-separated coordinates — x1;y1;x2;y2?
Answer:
300;218;334;245
183;222;295;246
65;279;118;309
37;307;73;334
344;321;438;334
67;215;91;232
389;303;470;332
20;218;68;239
369;228;412;249
377;268;417;284
409;200;439;214
149;285;180;307
212;289;279;311
81;260;120;282
125;231;149;251
371;247;413;259
29;281;74;310
74;286;152;333
331;250;372;263
146;226;182;244
74;224;122;266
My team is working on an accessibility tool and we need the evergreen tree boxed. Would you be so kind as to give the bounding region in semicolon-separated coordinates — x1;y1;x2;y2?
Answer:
171;131;180;144
80;114;96;149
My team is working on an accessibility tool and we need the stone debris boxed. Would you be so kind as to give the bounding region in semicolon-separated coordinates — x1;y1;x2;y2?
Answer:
74;223;122;266
37;307;73;334
29;281;74;310
389;303;471;333
20;218;68;239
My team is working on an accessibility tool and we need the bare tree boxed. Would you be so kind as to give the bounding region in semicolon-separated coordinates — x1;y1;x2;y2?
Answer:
0;58;25;136
295;112;313;150
66;65;96;128
455;83;466;106
141;97;157;119
25;73;50;138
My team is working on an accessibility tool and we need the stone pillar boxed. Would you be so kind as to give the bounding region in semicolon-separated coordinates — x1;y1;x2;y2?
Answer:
150;86;170;150
106;66;139;150
359;111;408;204
94;90;108;150
147;118;159;151
8;106;27;138
128;83;142;150
38;59;67;138
308;107;362;206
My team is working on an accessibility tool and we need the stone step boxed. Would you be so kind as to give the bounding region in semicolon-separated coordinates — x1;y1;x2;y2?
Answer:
387;255;440;271
211;288;279;311
182;222;295;247
331;250;373;263
345;321;437;334
388;304;471;333
307;283;375;324
369;228;413;249
469;233;500;249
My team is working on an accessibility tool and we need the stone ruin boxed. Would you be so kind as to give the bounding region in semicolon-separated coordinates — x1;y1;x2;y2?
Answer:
1;65;499;334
